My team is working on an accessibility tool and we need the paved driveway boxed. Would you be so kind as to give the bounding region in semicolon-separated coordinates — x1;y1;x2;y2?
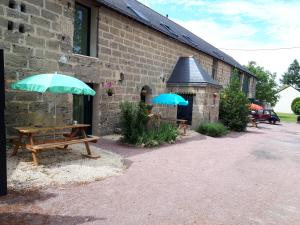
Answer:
1;122;300;225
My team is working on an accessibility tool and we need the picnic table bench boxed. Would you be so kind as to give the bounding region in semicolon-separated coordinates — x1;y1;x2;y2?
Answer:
12;124;100;166
161;117;188;135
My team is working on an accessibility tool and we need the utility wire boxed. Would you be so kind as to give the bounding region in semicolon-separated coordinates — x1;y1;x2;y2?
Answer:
219;46;300;51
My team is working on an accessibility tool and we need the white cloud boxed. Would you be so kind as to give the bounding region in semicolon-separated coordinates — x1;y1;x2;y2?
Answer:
139;0;300;83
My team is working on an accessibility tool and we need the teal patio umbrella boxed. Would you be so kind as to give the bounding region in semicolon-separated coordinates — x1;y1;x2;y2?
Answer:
152;93;188;106
11;73;96;96
11;73;96;124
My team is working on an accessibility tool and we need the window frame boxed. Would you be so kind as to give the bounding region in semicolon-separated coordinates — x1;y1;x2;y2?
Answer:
73;2;92;56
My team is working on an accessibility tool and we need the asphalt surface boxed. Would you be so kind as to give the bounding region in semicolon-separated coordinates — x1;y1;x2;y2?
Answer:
1;122;300;225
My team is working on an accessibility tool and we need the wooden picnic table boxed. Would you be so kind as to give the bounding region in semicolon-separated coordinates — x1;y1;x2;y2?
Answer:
12;124;100;166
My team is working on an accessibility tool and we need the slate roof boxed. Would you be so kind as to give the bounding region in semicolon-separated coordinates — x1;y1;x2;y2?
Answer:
167;57;221;87
96;0;256;78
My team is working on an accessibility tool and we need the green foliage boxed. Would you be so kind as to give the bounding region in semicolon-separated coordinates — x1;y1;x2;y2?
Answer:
246;61;279;106
219;70;249;132
119;102;179;146
291;97;300;115
119;101;148;144
145;104;153;111
281;59;300;87
197;122;228;137
137;122;179;147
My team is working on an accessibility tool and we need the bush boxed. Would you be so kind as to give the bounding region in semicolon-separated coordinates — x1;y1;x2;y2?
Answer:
119;101;148;144
219;70;250;131
119;102;179;146
291;97;300;115
197;122;228;137
137;122;179;147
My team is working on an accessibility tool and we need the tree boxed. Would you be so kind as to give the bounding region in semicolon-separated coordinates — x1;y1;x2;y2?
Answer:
246;61;279;106
280;59;300;88
219;69;249;132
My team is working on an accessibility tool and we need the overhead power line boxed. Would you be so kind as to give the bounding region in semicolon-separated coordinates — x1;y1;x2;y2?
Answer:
219;46;300;51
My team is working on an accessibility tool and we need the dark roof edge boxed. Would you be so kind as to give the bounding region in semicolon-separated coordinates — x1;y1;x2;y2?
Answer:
97;0;256;79
167;82;223;89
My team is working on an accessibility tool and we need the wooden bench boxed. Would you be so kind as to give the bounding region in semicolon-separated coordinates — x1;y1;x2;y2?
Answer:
27;136;99;151
161;118;188;135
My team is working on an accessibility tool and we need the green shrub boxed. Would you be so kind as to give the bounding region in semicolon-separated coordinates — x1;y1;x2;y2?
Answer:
137;122;179;147
291;97;300;115
119;102;179;146
119;101;148;144
197;122;228;137
219;70;250;131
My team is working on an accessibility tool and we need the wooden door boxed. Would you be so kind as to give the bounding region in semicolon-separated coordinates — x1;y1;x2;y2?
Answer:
73;83;94;135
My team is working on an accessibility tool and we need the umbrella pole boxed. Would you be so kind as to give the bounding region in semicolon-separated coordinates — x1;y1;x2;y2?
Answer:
55;95;57;125
54;95;57;139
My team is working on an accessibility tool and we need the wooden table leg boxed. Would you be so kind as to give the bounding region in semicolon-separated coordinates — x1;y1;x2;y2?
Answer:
81;128;91;155
182;122;187;135
28;133;39;166
11;133;23;156
80;128;100;159
63;128;80;149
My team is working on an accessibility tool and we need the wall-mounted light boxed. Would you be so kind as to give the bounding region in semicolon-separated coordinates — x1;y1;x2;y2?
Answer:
160;74;165;83
58;54;68;65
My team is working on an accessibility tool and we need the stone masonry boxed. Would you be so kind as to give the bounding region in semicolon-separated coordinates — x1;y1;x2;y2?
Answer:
1;0;256;135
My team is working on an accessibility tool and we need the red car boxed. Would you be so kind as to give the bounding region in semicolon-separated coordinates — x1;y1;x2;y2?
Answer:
251;109;280;124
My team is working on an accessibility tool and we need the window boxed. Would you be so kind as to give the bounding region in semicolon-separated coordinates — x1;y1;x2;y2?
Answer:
73;3;91;56
242;75;250;95
212;58;218;79
160;22;178;37
127;4;150;24
182;35;198;46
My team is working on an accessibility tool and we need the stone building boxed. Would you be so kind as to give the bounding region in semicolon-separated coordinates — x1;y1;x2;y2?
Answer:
0;0;257;135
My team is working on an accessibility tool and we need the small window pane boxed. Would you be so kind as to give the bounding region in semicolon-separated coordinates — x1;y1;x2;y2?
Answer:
73;3;90;56
242;75;249;95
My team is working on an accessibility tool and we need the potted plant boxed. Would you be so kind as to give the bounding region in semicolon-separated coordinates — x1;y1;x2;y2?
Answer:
104;82;114;96
106;88;113;96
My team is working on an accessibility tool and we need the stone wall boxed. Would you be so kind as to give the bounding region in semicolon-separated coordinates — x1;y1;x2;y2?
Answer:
168;85;220;129
1;0;76;135
96;6;223;134
214;60;232;87
1;0;256;135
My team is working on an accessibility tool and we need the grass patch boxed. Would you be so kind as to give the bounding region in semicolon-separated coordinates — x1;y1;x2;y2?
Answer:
197;122;228;137
277;113;297;123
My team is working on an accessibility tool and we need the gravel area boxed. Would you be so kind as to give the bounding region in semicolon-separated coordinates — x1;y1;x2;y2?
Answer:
7;145;125;190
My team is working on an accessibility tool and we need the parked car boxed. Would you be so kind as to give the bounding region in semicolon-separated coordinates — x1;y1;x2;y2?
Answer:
251;109;280;124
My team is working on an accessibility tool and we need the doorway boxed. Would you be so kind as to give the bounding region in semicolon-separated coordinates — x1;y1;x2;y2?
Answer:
177;94;194;125
140;85;152;104
73;83;94;135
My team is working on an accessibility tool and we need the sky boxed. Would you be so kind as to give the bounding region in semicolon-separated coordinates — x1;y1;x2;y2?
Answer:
139;0;300;83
